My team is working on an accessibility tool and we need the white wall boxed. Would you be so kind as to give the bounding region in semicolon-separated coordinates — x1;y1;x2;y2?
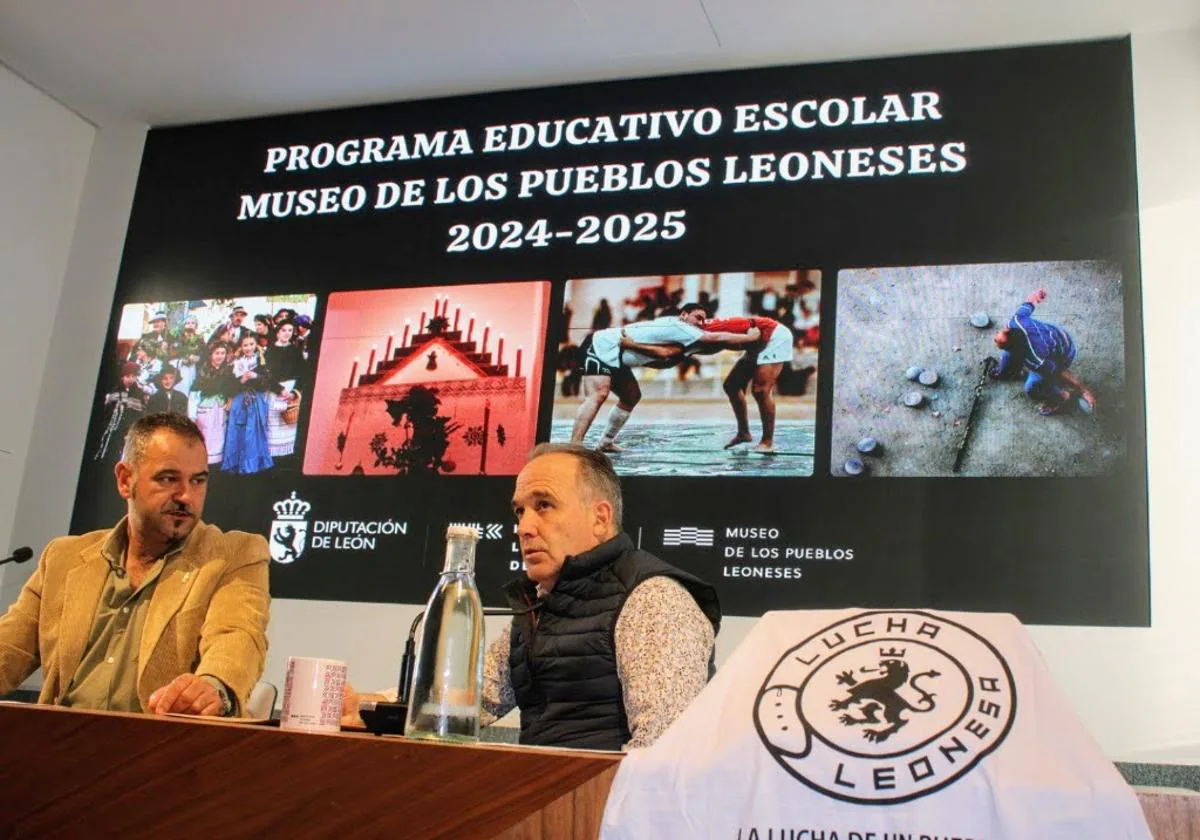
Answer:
0;66;93;574
4;30;1198;759
0;112;146;613
1031;25;1200;762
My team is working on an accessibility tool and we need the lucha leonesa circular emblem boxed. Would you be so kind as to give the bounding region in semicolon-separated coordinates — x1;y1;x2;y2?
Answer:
754;610;1016;804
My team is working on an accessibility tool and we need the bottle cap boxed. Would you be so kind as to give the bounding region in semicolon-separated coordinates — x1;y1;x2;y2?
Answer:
445;525;480;540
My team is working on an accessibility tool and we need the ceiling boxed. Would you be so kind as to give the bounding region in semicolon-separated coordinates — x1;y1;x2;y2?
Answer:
1;0;1197;127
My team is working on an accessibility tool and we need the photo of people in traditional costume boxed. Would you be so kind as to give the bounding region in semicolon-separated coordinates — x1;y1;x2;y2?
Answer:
90;294;320;475
207;304;251;346
252;314;273;353
190;341;234;465
93;361;145;461
134;311;172;362
130;341;163;396
264;318;309;459
221;333;274;475
144;365;189;415
293;314;313;359
168;315;206;393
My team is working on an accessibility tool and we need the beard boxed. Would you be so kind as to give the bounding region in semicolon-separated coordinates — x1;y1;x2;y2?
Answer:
130;482;197;546
157;504;197;542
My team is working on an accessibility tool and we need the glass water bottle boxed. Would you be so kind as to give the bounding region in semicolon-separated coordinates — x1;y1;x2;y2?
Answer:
404;525;486;742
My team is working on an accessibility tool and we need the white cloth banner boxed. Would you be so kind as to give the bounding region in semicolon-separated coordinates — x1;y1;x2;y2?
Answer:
602;609;1150;840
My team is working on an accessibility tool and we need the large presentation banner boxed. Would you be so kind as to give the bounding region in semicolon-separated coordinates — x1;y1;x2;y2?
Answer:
72;38;1147;625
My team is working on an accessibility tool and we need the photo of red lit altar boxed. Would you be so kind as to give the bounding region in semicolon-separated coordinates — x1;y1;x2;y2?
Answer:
303;281;550;476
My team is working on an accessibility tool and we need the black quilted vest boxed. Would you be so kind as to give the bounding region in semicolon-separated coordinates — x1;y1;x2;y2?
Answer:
504;533;721;751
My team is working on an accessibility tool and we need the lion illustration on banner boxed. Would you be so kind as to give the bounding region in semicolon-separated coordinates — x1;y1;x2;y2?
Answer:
828;650;940;743
271;523;304;563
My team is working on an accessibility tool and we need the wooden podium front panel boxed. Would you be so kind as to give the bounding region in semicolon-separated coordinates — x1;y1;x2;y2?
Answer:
1136;790;1200;840
0;704;621;839
493;764;620;840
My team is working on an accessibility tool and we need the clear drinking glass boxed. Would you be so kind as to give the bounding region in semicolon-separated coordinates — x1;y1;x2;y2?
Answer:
404;525;485;742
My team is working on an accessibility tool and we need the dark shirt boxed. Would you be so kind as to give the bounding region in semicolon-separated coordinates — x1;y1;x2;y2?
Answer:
144;388;189;415
192;363;232;399
266;343;305;393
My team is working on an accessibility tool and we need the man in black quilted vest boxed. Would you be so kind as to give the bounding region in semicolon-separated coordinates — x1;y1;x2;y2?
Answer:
493;442;721;751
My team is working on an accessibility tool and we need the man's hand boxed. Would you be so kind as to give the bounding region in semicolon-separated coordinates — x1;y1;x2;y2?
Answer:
341;681;362;727
703;328;762;347
340;681;390;728
147;673;222;716
1027;288;1048;305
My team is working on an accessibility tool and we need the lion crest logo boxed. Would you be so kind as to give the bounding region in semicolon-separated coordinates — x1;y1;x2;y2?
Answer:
828;651;941;743
270;492;311;564
754;610;1016;804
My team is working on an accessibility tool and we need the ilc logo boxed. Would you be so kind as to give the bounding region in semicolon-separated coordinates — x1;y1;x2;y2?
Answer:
754;610;1016;804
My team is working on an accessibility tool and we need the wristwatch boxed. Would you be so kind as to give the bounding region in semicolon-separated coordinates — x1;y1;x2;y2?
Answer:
199;675;235;717
214;682;234;717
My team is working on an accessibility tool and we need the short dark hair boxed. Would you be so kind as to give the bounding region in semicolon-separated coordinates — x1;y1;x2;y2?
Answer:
528;442;623;531
680;302;707;316
121;413;206;465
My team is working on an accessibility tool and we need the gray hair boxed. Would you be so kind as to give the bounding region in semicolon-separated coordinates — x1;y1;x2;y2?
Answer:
121;412;206;465
528;442;623;532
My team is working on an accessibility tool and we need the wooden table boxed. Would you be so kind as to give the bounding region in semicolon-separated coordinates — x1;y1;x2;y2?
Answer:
0;704;621;839
1136;788;1200;840
2;703;1197;839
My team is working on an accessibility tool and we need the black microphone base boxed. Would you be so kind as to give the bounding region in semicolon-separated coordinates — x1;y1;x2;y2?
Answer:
358;700;408;736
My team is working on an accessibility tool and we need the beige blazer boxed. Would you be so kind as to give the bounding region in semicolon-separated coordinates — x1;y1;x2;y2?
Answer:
0;522;270;714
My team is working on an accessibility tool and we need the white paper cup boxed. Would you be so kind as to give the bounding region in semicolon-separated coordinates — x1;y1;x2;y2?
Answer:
280;656;347;733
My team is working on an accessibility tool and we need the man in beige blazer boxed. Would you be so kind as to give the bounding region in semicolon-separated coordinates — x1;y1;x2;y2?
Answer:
0;412;270;717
